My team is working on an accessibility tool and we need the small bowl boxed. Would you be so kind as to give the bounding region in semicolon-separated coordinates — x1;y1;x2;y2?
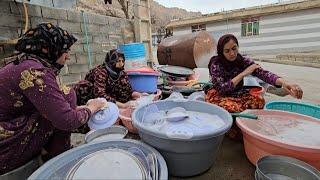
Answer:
249;87;265;96
119;108;138;134
85;125;128;143
256;155;320;180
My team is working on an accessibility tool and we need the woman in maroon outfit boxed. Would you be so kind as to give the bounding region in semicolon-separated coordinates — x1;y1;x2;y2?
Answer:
0;23;105;174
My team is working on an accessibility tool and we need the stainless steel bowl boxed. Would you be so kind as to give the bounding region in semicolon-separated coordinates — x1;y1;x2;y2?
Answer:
85;125;128;143
255;156;320;180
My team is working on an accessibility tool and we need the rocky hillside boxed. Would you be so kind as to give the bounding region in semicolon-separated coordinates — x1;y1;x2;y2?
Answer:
74;0;201;32
150;0;201;32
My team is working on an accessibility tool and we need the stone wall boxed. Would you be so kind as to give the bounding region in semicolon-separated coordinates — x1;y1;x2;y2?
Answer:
0;1;134;84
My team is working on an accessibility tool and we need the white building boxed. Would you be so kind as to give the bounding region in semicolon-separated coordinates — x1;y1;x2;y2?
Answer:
166;0;320;55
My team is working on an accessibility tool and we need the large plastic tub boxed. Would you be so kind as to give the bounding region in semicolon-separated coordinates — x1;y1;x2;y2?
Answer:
264;101;320;119
237;110;320;170
132;100;232;177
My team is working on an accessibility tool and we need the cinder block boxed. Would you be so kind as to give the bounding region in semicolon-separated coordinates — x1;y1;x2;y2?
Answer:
108;16;121;27
93;35;109;44
71;43;84;53
67;10;82;22
95;53;106;64
66;54;77;65
30;16;58;28
75;53;90;65
57;20;82;33
0;27;19;39
68;64;89;74
0;14;24;28
10;2;42;17
0;1;11;14
84;43;103;53
73;33;92;44
100;25;115;34
41;6;67;20
83;24;101;34
87;13;107;25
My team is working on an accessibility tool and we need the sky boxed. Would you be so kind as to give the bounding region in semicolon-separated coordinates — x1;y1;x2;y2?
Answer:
153;0;293;14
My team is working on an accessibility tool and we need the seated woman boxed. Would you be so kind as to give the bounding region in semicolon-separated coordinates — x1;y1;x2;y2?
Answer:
0;23;105;174
76;49;141;108
206;34;303;140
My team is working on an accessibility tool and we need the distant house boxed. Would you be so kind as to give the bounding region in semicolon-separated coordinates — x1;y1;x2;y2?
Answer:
165;0;320;55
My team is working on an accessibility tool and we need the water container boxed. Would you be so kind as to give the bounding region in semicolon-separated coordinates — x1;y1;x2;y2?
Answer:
119;43;147;70
157;31;216;69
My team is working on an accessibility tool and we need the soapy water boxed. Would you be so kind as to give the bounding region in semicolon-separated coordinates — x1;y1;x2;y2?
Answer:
254;115;320;146
141;104;226;137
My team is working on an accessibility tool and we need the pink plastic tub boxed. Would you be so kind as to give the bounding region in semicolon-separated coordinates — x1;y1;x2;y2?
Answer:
119;89;162;133
236;110;320;170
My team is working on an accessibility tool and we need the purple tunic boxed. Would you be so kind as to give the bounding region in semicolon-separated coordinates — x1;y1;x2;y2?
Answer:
0;58;91;173
209;56;280;95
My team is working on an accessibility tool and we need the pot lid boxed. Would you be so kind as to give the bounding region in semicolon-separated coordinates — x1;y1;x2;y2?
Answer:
67;149;147;180
88;102;120;130
236;110;320;148
159;65;194;77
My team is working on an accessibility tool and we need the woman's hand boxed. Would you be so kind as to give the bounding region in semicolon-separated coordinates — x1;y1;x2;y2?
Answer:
132;91;142;100
86;98;108;114
282;82;303;99
241;64;260;77
116;101;137;109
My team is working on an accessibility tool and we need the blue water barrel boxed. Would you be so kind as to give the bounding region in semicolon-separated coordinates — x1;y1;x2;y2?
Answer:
119;43;147;70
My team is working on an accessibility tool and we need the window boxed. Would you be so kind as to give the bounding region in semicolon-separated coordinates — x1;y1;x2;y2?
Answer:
241;18;259;37
191;24;206;32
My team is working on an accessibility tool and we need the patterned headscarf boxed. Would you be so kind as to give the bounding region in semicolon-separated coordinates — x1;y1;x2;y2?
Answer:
15;23;77;69
104;49;125;78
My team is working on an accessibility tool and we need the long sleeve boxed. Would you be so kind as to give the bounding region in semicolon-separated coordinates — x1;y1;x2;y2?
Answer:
91;68;116;102
243;57;280;86
209;61;235;95
19;68;91;131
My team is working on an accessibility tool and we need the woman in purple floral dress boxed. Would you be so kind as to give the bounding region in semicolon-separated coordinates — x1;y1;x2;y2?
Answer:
206;34;303;140
0;23;105;174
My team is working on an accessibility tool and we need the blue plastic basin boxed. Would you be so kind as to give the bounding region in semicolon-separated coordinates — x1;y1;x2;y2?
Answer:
128;72;159;93
264;101;320;120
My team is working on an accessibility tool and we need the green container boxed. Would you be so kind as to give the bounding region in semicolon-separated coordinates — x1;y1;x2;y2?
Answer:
264;101;320;120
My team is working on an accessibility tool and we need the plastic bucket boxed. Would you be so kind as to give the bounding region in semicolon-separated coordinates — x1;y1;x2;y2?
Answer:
119;43;147;70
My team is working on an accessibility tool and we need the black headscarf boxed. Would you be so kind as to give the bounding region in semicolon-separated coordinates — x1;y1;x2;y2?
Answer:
14;23;77;70
104;49;125;79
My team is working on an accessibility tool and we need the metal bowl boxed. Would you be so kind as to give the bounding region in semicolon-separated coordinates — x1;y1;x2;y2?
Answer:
255;155;320;180
85;125;128;143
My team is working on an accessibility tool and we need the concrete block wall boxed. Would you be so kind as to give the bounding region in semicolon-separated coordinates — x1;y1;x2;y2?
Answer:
0;1;135;84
